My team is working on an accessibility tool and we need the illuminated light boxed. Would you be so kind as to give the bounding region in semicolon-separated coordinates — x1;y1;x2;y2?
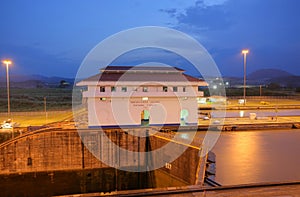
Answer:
240;110;244;117
180;133;189;140
142;97;148;101
2;60;12;65
213;85;217;89
2;59;13;121
100;97;106;101
242;49;249;106
242;49;249;54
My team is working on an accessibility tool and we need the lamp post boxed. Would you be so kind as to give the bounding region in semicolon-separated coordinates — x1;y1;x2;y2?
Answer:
44;96;48;124
242;50;249;105
2;60;12;116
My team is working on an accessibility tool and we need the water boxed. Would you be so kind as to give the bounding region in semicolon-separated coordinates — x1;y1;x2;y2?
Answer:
211;129;300;185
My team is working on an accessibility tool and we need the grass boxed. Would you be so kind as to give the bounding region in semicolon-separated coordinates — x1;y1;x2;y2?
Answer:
0;87;82;112
0;87;83;126
225;87;300;97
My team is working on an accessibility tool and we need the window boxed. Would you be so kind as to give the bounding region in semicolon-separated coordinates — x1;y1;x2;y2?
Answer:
111;86;116;92
198;86;206;92
100;86;105;92
173;87;178;92
163;86;168;92
142;97;148;101
121;87;127;92
183;87;186;92
143;87;148;92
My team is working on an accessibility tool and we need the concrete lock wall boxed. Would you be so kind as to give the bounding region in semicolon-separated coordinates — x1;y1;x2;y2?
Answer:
0;129;106;173
0;128;204;194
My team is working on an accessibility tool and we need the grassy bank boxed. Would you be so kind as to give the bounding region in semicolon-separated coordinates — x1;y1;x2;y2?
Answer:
0;87;82;112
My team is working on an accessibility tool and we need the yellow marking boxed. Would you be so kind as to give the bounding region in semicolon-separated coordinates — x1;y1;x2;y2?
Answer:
153;134;202;150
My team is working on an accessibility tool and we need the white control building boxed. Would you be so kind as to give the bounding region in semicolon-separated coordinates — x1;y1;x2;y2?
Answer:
77;66;207;128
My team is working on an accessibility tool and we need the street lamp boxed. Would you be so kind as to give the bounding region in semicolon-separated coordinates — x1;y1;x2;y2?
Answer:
2;59;12;116
242;49;249;105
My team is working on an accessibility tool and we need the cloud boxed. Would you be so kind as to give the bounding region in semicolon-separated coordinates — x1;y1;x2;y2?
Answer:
161;0;231;31
163;0;300;76
177;3;232;31
201;0;228;7
166;0;300;42
159;8;178;18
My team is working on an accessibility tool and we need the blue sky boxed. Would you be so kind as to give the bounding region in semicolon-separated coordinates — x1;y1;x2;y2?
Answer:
0;0;299;78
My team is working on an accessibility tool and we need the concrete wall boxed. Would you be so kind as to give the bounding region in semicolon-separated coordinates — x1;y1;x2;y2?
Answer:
0;168;151;196
0;128;205;194
0;129;105;173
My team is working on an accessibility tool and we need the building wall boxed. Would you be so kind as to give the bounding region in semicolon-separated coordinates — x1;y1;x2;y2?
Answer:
83;84;204;98
88;96;198;128
84;83;202;128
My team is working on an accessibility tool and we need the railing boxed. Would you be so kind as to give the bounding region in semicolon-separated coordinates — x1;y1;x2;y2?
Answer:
0;110;72;116
228;96;300;100
205;177;222;187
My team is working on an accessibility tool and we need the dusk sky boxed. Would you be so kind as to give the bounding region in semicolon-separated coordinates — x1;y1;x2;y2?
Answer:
0;0;300;78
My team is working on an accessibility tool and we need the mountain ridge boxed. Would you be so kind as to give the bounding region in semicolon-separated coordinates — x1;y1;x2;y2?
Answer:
1;68;299;88
0;74;74;83
247;68;294;80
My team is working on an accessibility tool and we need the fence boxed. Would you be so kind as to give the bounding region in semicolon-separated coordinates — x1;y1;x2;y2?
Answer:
0;110;72;117
228;96;300;100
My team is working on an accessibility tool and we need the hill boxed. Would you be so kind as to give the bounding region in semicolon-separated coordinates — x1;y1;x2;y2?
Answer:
247;68;294;80
223;68;300;88
246;69;300;87
0;74;74;88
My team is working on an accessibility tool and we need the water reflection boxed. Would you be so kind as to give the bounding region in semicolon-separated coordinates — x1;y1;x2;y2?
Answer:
211;129;300;185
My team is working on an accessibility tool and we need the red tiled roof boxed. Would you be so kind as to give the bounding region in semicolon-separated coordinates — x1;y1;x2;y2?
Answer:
79;66;204;83
101;66;185;72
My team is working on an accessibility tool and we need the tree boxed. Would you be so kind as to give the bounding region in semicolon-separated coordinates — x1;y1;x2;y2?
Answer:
267;82;281;90
59;80;70;88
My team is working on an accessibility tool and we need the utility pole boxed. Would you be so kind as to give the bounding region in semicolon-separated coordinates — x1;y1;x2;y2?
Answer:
44;97;48;124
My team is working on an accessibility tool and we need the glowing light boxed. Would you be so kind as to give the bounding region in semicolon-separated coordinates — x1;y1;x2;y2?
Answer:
242;49;249;54
2;60;12;65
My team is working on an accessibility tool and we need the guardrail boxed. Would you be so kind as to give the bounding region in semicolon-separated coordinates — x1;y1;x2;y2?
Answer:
228;96;300;100
0;110;72;116
205;177;222;187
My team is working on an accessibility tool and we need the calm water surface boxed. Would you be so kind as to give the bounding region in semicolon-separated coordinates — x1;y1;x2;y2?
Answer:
211;129;300;185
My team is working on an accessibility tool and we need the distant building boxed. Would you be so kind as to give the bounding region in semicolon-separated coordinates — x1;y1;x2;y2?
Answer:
77;66;207;128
